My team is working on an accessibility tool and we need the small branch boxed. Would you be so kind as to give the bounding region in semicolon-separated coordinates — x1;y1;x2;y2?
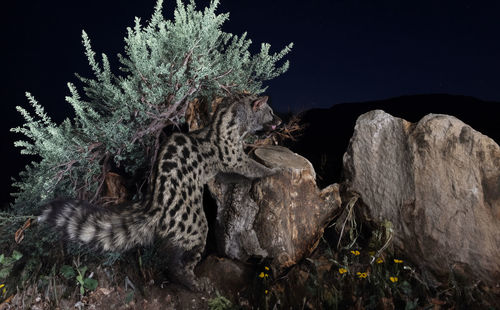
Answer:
337;195;359;249
167;49;194;85
181;49;193;68
144;129;164;192
0;213;35;225
131;118;168;145
370;233;393;265
52;160;78;187
213;68;233;81
218;82;237;94
91;152;111;203
163;85;198;118
139;71;153;90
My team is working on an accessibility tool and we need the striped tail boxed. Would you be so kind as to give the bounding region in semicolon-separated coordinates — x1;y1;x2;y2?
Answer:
38;199;156;252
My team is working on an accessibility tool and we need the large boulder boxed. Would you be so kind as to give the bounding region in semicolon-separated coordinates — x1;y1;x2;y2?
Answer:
343;110;500;285
208;145;341;272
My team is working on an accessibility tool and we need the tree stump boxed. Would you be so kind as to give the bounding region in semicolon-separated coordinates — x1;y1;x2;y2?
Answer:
208;145;341;273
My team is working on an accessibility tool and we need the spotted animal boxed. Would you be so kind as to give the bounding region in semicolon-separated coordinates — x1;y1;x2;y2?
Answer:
38;93;281;290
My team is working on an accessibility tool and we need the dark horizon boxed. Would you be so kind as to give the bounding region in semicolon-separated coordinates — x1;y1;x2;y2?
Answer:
2;0;500;206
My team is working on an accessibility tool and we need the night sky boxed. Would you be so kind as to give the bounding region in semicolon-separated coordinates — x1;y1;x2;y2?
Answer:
2;0;500;205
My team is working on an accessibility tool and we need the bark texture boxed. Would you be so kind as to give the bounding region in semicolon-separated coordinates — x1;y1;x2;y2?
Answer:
208;145;341;272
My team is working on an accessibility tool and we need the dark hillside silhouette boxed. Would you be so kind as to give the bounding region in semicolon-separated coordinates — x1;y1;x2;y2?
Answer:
287;94;500;188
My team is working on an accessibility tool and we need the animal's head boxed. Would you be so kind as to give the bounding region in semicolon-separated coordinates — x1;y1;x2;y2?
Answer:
232;94;281;134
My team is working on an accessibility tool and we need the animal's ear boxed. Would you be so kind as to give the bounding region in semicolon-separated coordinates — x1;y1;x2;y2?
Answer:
252;96;269;111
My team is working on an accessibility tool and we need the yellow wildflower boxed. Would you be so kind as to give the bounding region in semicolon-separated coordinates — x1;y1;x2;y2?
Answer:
376;257;384;264
0;284;4;289
394;259;403;263
350;250;360;256
264;266;269;271
265;273;269;278
338;268;347;274
265;290;269;295
259;272;265;278
390;276;398;283
356;272;368;279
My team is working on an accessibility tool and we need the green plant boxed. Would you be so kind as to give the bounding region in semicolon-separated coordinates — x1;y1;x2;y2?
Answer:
0;250;23;280
124;290;135;305
0;250;23;300
208;291;233;310
10;0;293;215
60;263;98;296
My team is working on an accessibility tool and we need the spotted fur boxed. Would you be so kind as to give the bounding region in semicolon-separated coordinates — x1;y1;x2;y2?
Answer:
38;93;281;290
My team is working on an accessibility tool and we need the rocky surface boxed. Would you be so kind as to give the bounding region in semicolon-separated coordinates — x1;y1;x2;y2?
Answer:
196;255;254;301
343;110;500;285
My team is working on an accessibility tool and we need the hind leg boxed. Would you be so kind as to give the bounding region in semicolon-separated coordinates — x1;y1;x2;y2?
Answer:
164;244;201;290
165;214;208;291
167;243;204;290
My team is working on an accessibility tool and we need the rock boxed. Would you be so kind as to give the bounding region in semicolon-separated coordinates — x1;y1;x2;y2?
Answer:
196;255;254;300
208;145;341;273
343;110;500;286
